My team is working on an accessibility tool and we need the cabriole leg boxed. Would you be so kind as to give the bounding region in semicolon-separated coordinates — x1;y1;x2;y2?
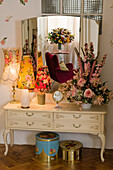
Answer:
98;133;105;162
3;129;10;156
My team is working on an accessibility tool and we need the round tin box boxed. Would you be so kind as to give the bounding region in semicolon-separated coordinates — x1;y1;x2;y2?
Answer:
59;140;83;161
35;131;59;162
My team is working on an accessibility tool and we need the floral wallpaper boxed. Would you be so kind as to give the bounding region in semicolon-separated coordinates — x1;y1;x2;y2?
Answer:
0;0;29;45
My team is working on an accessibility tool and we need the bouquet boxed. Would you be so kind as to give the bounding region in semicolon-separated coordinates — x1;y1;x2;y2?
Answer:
61;42;113;106
48;28;75;45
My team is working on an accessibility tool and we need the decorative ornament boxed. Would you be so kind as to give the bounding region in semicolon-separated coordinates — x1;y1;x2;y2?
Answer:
52;90;64;108
0;0;3;5
5;16;13;22
1;37;7;45
110;40;113;47
20;0;28;5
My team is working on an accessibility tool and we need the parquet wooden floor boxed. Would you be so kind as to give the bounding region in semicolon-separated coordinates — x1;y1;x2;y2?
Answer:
0;144;113;170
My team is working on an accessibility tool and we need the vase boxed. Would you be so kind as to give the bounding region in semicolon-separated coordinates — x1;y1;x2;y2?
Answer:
81;103;92;109
58;43;62;50
20;89;30;108
37;92;45;105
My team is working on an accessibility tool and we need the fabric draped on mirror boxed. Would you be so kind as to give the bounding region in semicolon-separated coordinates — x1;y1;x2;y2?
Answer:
38;16;80;69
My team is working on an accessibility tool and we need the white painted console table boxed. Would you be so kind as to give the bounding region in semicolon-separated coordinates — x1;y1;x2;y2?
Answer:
3;103;107;162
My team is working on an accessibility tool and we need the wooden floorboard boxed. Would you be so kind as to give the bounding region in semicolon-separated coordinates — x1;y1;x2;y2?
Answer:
0;144;113;170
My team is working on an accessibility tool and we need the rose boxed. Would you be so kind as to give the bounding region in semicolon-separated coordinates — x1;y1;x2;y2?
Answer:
84;88;95;98
77;78;86;87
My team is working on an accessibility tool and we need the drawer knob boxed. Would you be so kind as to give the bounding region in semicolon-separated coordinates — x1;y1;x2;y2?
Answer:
43;114;50;118
42;123;50;127
56;124;64;128
10;121;18;125
26;122;34;126
90;116;98;120
26;113;34;117
73;115;81;119
73;124;81;128
56;114;64;119
91;125;98;130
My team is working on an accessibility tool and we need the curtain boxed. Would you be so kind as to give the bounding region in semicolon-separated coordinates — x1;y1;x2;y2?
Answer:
38;16;80;69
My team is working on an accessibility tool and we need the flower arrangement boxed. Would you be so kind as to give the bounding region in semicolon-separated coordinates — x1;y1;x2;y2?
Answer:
61;42;113;106
48;28;75;45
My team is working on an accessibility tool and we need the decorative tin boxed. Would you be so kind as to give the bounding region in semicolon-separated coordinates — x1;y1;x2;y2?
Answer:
59;140;83;161
35;131;59;162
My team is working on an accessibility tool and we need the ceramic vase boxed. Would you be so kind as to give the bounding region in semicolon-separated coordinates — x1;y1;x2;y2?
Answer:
81;103;92;109
20;89;30;108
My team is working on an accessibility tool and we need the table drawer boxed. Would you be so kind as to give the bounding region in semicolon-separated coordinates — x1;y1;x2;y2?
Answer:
54;121;100;132
8;111;53;120
8;120;53;129
54;113;100;123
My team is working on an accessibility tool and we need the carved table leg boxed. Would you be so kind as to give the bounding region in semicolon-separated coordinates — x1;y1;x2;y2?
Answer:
10;129;14;147
98;133;105;162
3;129;10;156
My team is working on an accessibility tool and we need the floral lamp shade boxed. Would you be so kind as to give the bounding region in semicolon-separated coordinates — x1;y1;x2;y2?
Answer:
35;66;51;93
17;55;35;89
1;48;20;85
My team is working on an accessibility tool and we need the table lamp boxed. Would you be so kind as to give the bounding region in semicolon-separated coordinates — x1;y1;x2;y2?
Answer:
17;54;35;108
1;48;20;103
35;66;51;105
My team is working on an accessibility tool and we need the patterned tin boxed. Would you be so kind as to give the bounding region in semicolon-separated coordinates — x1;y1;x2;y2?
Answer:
35;131;59;162
59;140;83;161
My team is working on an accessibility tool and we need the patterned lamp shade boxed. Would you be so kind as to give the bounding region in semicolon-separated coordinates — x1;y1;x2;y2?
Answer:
17;55;35;89
1;48;20;85
35;66;51;93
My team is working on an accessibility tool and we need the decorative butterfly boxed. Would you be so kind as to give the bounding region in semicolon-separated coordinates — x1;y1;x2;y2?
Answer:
5;16;13;22
0;0;3;5
1;37;7;45
20;0;28;5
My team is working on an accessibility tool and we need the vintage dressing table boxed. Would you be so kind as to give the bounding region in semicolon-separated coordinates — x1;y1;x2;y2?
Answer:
3;102;106;162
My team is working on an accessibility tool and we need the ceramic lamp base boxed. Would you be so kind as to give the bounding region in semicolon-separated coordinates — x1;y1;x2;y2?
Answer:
38;93;45;105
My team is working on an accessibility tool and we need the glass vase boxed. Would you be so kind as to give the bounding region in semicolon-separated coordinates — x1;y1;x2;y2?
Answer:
58;43;62;50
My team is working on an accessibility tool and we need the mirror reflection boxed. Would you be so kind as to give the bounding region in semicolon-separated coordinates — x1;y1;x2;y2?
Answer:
21;17;37;79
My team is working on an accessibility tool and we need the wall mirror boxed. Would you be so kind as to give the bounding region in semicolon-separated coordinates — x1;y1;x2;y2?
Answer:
21;16;99;91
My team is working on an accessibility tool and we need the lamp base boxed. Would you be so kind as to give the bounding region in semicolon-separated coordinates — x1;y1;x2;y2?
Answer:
21;106;30;109
37;93;45;105
10;100;19;104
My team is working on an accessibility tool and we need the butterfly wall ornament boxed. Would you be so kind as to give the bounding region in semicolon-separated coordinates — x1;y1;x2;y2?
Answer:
0;0;3;5
20;0;28;5
1;37;7;45
110;40;113;47
5;16;13;22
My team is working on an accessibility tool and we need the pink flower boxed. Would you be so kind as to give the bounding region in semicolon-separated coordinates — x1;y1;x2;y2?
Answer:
93;96;104;105
24;0;28;2
84;61;90;73
77;78;86;87
25;75;31;81
84;88;94;98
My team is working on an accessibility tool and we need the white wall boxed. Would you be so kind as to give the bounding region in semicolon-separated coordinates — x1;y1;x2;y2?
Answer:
0;0;113;149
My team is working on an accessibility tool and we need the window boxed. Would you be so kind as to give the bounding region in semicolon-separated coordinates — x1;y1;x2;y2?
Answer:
41;0;103;34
